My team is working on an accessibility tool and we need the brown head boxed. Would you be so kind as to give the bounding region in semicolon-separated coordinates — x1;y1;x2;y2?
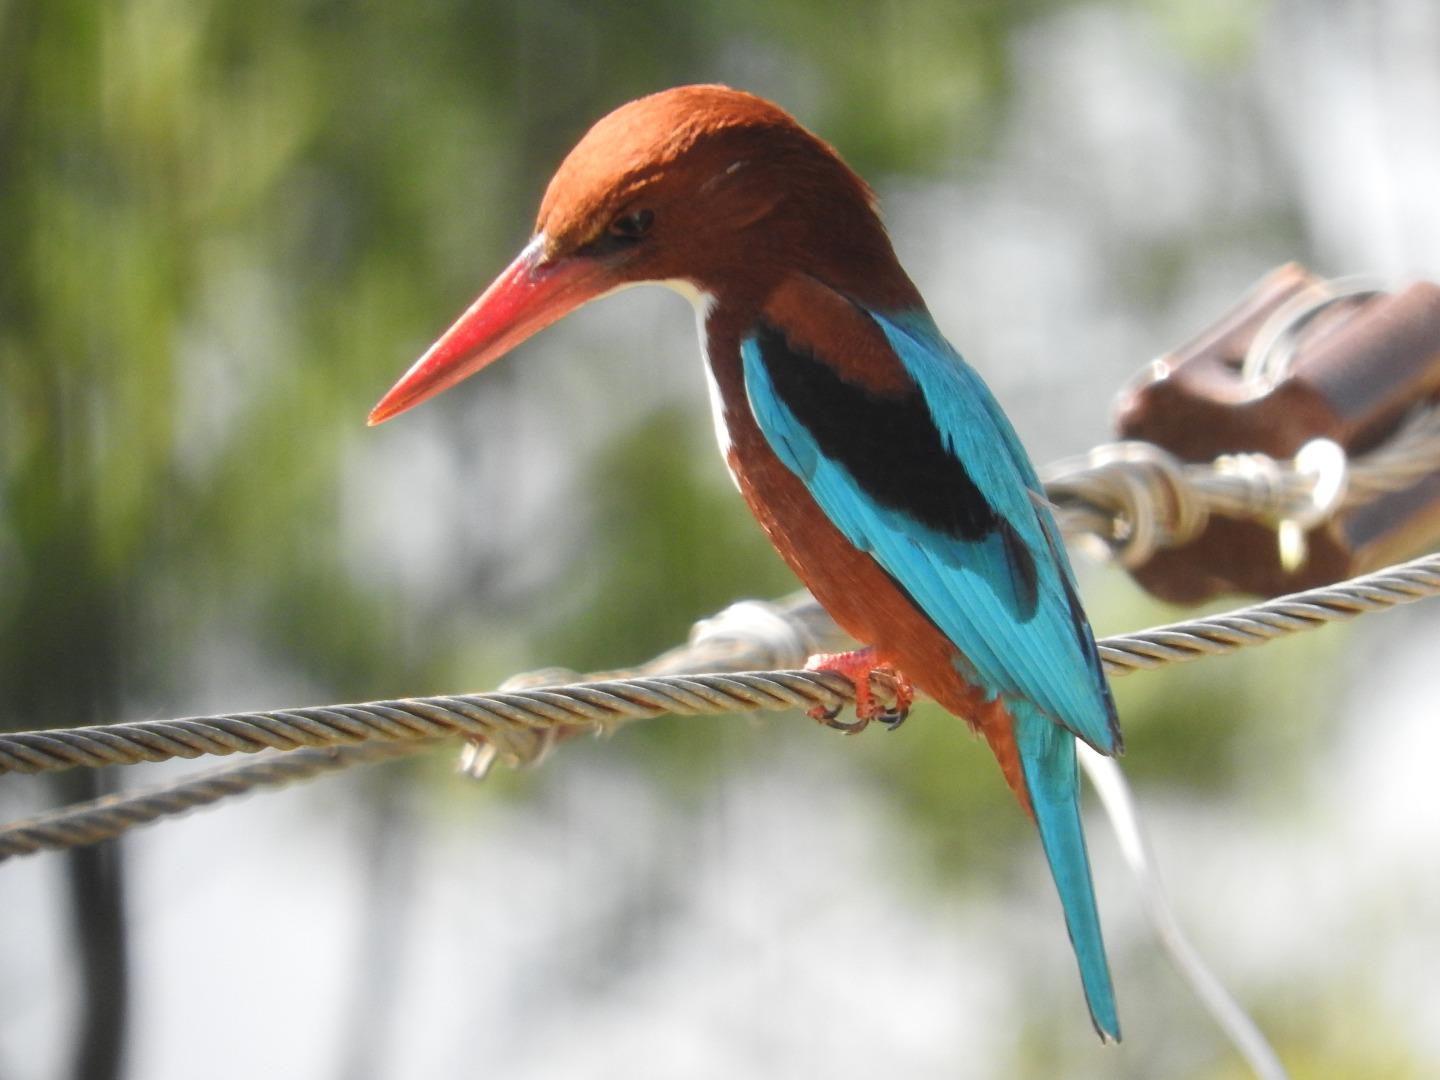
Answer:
369;84;909;424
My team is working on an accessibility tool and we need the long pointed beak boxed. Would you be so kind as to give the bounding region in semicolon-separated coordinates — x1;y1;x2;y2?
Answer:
368;237;608;425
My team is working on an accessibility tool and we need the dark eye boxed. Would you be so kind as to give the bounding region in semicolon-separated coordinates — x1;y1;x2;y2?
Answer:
608;208;654;241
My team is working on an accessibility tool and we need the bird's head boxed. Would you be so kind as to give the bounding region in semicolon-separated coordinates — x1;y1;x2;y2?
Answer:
368;84;896;424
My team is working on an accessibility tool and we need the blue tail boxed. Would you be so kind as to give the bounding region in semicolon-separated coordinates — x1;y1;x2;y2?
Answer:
1012;698;1121;1042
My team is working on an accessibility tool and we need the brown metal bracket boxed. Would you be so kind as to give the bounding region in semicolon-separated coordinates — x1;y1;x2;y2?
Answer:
1113;263;1440;603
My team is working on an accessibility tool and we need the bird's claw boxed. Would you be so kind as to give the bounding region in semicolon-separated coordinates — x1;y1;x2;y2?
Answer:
807;701;872;734
804;647;914;734
874;702;909;731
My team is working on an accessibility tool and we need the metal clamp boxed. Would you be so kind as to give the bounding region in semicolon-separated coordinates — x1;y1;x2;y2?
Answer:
1112;263;1440;603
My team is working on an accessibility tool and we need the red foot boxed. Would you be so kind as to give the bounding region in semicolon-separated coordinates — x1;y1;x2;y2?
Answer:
803;647;914;733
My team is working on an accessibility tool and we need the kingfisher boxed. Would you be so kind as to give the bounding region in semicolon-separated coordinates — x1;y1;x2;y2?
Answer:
369;85;1123;1041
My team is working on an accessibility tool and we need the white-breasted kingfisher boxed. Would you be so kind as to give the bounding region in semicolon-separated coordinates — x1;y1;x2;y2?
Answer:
369;85;1123;1041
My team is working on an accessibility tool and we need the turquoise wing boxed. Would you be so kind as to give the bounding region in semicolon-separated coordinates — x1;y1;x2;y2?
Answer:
740;306;1119;754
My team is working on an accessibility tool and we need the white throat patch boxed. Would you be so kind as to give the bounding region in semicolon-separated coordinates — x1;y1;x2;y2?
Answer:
662;281;737;490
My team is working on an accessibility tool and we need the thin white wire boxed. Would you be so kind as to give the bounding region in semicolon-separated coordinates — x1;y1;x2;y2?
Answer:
1080;747;1291;1080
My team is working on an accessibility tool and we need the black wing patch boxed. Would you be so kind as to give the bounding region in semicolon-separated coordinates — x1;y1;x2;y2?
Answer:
752;318;1038;618
998;518;1040;621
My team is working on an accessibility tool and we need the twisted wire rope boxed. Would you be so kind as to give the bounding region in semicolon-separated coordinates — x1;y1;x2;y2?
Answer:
2;547;1438;861
0;672;855;780
0;741;433;860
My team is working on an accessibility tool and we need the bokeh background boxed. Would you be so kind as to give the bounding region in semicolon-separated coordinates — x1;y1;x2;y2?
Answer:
3;1;1439;1077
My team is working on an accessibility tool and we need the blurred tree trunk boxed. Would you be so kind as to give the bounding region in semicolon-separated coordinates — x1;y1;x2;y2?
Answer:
58;772;130;1080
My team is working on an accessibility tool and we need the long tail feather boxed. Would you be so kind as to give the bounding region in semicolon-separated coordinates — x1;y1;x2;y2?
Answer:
1011;698;1121;1042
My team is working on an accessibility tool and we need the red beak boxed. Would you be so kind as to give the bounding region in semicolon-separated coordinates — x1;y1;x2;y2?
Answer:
368;237;609;425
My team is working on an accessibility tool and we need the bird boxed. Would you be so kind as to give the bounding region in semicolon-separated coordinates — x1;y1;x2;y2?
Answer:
369;84;1123;1041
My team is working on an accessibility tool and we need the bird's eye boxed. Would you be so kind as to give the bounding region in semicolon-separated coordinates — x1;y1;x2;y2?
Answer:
608;208;654;241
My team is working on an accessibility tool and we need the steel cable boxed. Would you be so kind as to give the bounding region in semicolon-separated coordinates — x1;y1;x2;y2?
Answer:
2;549;1438;860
